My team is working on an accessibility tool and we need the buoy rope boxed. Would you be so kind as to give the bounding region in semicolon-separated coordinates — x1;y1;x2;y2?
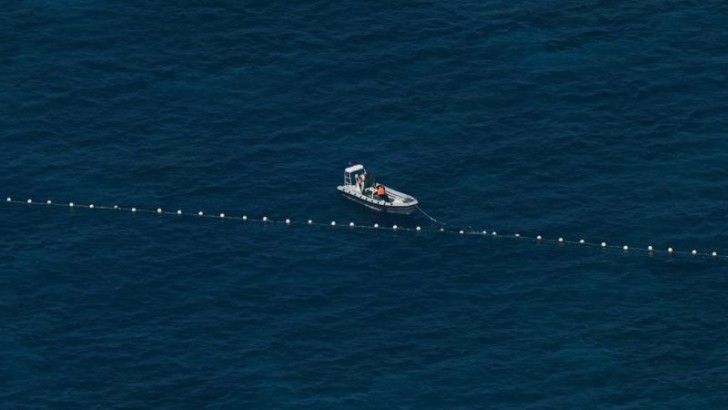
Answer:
3;196;724;260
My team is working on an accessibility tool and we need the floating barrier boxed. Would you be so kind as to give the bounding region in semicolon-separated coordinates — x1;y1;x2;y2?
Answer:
2;196;724;260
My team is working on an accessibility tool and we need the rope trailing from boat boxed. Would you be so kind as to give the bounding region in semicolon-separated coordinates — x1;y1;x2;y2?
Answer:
3;196;725;261
415;205;447;227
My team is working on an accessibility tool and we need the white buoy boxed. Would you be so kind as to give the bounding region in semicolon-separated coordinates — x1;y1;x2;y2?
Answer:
416;226;421;231
601;242;606;247
712;251;718;257
648;245;653;251
286;219;292;224
623;245;629;251
482;230;487;234
459;230;464;235
89;204;94;209
331;221;336;226
492;231;497;236
692;250;697;255
69;202;74;207
537;235;542;240
132;207;137;212
113;205;118;209
579;239;585;244
349;222;355;227
440;227;445;232
27;199;32;204
393;225;398;230
243;215;247;221
374;223;379;228
5;197;10;202
514;233;520;238
220;213;225;218
47;200;52;205
558;237;564;243
263;216;268;222
156;208;162;214
668;247;674;254
177;210;182;215
308;219;312;224
198;211;204;216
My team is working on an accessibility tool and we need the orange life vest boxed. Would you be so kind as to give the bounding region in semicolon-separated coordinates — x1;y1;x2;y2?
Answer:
377;186;385;196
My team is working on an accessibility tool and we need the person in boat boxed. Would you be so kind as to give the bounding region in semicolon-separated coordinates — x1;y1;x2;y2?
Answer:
376;184;388;201
355;174;364;193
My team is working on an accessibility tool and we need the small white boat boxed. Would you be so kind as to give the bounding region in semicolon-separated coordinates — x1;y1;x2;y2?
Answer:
336;164;418;214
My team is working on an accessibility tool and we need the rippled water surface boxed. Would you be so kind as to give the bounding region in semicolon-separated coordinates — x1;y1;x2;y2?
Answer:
2;1;728;408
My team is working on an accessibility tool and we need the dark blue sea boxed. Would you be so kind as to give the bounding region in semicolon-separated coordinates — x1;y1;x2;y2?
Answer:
2;1;728;408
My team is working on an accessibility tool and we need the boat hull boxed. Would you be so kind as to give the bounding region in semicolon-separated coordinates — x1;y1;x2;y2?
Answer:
337;186;417;214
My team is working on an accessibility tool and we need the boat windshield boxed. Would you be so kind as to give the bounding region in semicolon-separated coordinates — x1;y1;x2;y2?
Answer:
363;173;375;188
